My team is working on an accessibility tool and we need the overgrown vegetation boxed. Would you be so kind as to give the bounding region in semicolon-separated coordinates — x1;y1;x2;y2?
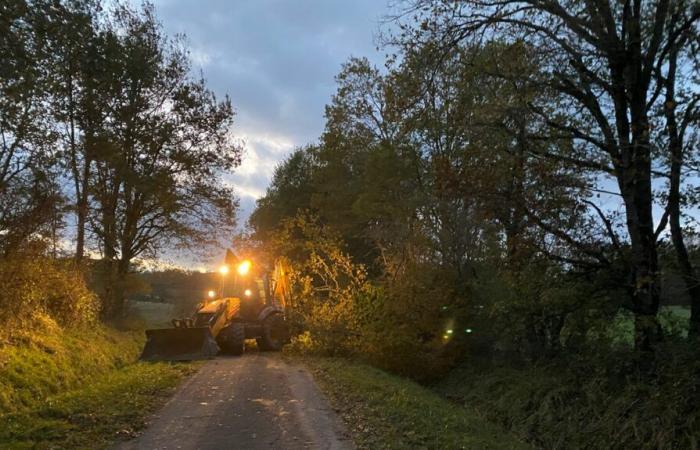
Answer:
249;1;700;448
304;357;529;449
0;256;99;331
435;347;700;450
0;272;197;448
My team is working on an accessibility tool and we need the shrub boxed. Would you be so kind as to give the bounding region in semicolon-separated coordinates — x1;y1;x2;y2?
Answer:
0;257;99;332
273;213;463;380
290;263;461;380
352;271;463;381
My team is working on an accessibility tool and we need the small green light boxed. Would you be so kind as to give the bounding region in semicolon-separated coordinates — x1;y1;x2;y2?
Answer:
446;329;453;335
441;305;448;311
465;328;473;333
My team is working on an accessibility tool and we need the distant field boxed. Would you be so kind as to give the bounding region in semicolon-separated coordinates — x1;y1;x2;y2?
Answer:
126;301;175;328
666;305;692;319
613;306;691;345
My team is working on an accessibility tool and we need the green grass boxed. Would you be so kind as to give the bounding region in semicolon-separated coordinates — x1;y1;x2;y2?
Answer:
434;355;700;450
611;305;691;345
125;301;175;328
0;322;145;413
0;361;197;449
302;357;530;450
0;319;200;449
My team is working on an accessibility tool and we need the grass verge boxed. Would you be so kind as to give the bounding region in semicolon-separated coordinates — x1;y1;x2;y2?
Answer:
0;321;144;412
0;320;200;449
0;361;197;449
302;357;530;450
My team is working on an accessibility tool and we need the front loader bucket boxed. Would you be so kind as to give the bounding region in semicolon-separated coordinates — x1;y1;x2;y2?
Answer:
140;327;219;361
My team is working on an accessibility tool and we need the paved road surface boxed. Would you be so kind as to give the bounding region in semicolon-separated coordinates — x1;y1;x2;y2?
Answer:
115;354;353;450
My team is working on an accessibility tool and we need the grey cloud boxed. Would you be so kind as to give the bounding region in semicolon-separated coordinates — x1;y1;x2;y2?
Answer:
155;0;391;146
145;0;395;261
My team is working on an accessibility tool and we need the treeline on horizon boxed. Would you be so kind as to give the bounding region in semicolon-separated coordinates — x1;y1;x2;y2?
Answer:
247;1;700;447
1;0;239;325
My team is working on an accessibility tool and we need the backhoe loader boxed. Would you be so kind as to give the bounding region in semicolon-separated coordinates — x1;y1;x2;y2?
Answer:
140;255;292;361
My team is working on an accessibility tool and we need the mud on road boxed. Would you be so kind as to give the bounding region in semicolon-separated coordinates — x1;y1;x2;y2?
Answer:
115;353;354;450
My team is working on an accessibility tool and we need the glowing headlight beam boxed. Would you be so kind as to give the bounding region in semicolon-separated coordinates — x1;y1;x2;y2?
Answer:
237;260;252;276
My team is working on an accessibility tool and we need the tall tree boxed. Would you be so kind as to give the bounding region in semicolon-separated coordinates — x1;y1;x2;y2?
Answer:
396;0;700;349
88;4;240;317
250;146;319;241
0;0;61;255
38;0;101;262
655;0;700;337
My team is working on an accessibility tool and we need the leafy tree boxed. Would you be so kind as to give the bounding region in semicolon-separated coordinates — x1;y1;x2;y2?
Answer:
314;58;395;268
395;0;700;349
86;4;240;317
0;0;62;255
38;0;102;262
1;1;242;322
249;146;319;240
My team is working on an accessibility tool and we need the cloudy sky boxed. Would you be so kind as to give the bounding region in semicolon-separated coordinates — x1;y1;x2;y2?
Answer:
151;0;394;222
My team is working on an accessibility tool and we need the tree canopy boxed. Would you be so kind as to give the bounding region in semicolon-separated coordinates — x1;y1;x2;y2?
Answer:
0;0;241;317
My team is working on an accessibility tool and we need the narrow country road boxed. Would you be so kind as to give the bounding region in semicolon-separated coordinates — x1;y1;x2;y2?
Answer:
115;354;354;450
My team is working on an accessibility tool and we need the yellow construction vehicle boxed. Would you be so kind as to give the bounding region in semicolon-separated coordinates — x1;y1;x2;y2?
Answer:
140;255;292;361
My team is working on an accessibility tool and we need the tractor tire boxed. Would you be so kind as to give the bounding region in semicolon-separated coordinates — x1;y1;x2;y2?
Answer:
217;322;245;356
257;313;289;351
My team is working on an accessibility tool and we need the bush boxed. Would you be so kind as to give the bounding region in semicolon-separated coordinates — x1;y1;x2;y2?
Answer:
0;257;99;332
351;272;462;381
273;213;463;380
288;265;461;381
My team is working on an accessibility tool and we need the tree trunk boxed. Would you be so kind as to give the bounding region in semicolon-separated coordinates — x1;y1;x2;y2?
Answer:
622;188;662;350
609;27;663;350
669;218;700;338
112;257;130;319
615;77;662;349
75;192;87;262
100;202;119;319
663;47;700;338
65;67;86;264
690;284;700;338
75;151;92;263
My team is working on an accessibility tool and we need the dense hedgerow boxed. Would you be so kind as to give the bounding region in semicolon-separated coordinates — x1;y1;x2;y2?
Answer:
0;256;99;332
